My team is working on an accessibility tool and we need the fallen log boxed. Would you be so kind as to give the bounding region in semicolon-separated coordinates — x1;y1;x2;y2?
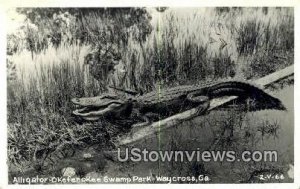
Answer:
116;65;294;146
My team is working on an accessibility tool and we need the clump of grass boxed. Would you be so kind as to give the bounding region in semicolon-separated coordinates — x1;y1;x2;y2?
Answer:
245;50;293;79
236;19;262;55
234;8;294;78
257;120;281;139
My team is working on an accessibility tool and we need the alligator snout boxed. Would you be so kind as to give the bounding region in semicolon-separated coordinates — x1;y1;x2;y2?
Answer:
71;94;127;121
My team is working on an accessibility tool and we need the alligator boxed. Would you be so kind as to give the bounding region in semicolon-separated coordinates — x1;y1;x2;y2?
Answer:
71;80;286;126
71;93;132;121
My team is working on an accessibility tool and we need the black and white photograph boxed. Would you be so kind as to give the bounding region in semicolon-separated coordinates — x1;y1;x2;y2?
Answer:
5;6;295;185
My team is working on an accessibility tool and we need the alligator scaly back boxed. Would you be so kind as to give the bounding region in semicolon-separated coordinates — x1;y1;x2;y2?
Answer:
132;79;285;111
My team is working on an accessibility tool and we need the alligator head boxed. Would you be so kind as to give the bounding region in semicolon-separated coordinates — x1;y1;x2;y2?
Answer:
71;94;126;121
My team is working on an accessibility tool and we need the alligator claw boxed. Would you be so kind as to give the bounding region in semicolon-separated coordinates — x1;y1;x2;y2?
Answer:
195;101;210;115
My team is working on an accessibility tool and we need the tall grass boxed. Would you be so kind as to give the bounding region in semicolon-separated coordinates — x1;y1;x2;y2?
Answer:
8;43;100;120
118;7;293;88
148;8;293;83
7;43;103;171
7;7;294;172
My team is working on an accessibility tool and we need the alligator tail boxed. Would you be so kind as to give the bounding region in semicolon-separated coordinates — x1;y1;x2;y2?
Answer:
210;80;287;111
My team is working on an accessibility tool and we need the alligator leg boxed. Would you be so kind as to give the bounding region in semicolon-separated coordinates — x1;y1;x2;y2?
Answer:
187;92;210;115
132;116;150;128
195;101;210;115
132;112;159;128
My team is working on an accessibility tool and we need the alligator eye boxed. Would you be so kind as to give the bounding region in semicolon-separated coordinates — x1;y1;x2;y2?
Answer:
73;98;80;102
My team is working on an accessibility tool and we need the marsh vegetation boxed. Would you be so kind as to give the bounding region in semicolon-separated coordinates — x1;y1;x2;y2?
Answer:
7;7;293;182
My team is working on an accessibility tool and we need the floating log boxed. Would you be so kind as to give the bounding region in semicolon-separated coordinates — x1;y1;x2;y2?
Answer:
116;65;294;146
